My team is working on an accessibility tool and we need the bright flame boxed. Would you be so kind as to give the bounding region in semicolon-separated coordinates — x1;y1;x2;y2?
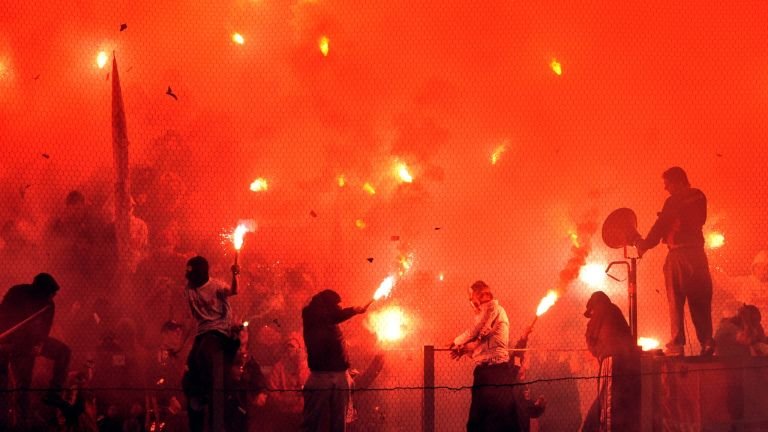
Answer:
373;276;395;301
363;182;376;195
638;337;660;351
249;178;268;192
337;175;346;187
319;36;330;56
355;219;366;229
550;59;562;75
707;232;725;249
232;33;245;45
491;144;507;165
233;224;249;251
96;51;108;69
536;290;558;316
396;163;413;183
370;306;406;342
579;263;606;288
398;254;414;276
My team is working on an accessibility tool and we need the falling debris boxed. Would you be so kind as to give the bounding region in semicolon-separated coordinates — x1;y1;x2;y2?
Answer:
434;227;441;231
120;23;127;31
390;235;400;241
550;59;562;76
33;74;40;80
318;35;330;56
42;153;50;159
310;210;318;217
166;86;178;100
367;257;374;263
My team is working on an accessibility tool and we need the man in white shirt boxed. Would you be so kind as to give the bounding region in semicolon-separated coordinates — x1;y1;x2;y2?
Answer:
451;281;520;431
182;256;239;432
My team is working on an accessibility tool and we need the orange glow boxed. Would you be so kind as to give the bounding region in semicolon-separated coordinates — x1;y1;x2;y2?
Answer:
550;59;562;75
96;51;108;69
395;162;413;183
337;175;346;187
363;182;376;195
491;143;507;165
536;290;558;316
319;36;330;56
369;306;407;342
232;33;245;45
355;219;366;229
249;177;268;192
707;232;725;249
373;275;396;300
579;263;606;288
638;337;660;351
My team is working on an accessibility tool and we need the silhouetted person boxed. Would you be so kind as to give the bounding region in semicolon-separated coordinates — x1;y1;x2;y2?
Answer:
0;273;72;429
182;256;240;432
301;289;370;432
581;291;639;432
450;280;520;432
636;166;715;356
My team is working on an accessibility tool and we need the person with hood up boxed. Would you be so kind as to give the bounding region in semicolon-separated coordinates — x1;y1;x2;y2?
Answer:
301;289;369;432
581;291;639;432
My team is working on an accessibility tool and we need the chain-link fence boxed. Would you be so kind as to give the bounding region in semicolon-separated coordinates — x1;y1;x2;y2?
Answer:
2;1;768;431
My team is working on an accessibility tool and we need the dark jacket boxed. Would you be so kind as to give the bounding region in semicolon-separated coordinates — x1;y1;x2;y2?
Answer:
302;292;359;372
585;292;633;360
0;283;54;350
640;187;706;250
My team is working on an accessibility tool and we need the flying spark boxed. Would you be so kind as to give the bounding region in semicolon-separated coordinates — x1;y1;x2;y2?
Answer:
232;33;245;45
707;232;725;249
319;36;330;56
396;162;413;183
363;182;376;195
373;276;395;301
249;178;268;192
550;59;562;75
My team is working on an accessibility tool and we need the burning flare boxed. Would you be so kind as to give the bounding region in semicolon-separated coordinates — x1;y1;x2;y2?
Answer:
231;220;256;251
536;290;559;316
707;232;725;249
96;51;108;69
232;33;245;45
579;263;606;288
638;337;660;351
369;306;407;342
396;162;413;183
373;276;395;301
250;178;268;192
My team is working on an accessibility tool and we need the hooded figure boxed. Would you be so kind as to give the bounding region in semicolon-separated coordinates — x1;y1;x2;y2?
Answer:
584;291;634;360
582;291;639;432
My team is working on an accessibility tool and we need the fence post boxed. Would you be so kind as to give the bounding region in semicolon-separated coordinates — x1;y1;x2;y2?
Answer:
423;345;435;432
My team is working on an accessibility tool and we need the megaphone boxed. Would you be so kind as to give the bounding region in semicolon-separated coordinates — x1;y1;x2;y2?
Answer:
602;208;640;249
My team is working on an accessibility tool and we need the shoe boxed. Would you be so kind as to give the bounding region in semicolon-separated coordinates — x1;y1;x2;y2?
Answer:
663;344;684;357
700;342;715;357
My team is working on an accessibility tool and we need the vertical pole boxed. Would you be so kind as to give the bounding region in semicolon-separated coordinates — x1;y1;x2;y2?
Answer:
629;257;638;343
423;345;435;432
